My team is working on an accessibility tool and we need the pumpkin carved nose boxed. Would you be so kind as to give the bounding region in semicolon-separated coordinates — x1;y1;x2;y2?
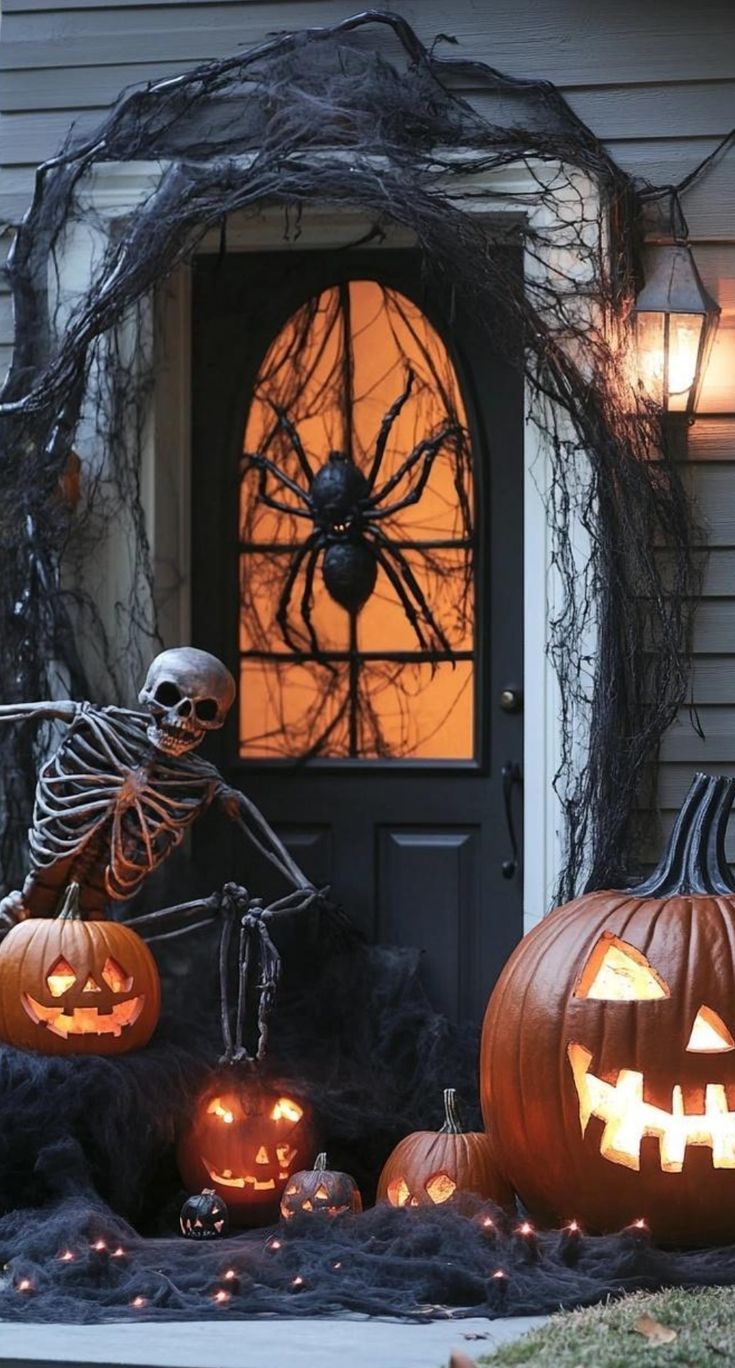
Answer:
686;1005;735;1053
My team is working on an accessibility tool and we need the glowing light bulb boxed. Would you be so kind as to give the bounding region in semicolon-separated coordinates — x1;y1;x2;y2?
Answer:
333;1261;342;1270
130;1295;147;1309
91;1239;107;1252
57;1249;75;1262
111;1247;126;1259
491;1270;506;1280
16;1278;33;1293
223;1269;237;1281
269;1239;281;1251
292;1275;304;1288
213;1289;231;1304
517;1221;533;1236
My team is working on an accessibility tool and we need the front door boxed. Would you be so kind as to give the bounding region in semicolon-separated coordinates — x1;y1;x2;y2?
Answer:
191;246;524;1024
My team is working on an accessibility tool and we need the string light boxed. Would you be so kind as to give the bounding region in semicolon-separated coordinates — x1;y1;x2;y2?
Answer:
130;1295;148;1309
268;1238;282;1251
333;1261;342;1270
111;1247;126;1259
291;1275;304;1289
213;1289;231;1305
16;1277;34;1294
57;1249;75;1263
91;1239;107;1252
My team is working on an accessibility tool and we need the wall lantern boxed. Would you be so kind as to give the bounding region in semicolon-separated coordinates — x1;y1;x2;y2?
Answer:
634;242;720;424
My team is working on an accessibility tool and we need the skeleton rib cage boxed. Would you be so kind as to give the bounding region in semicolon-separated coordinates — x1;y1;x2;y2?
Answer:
30;704;218;903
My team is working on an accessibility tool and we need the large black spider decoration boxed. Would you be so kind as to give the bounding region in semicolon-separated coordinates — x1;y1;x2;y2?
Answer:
242;370;465;658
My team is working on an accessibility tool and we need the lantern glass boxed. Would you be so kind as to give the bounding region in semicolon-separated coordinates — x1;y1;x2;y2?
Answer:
667;313;705;412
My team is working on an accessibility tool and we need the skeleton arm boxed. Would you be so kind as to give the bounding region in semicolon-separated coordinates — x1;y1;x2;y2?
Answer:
214;781;315;896
0;701;79;724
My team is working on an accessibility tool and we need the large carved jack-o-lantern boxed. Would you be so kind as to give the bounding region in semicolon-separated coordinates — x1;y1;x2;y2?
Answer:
0;883;160;1055
481;773;735;1246
176;1075;316;1227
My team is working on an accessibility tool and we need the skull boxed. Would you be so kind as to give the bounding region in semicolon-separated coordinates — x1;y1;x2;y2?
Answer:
139;648;235;756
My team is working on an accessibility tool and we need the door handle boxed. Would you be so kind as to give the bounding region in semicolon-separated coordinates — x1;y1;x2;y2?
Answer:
501;761;522;880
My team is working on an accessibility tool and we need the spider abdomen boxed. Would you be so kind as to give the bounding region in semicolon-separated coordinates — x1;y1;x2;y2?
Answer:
322;541;377;612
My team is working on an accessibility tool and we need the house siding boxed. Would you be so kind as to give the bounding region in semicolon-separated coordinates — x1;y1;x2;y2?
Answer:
1;0;734;858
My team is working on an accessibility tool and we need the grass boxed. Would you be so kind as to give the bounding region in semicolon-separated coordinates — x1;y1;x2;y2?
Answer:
478;1287;735;1366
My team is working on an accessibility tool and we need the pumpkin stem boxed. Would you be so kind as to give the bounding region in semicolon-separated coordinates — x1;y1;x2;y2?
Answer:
57;882;83;922
313;1152;328;1171
630;772;735;896
440;1088;465;1135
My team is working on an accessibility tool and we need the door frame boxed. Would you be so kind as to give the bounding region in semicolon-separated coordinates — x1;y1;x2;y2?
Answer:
52;156;604;931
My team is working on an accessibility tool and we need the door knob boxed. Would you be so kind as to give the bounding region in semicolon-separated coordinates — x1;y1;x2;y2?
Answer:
499;687;523;714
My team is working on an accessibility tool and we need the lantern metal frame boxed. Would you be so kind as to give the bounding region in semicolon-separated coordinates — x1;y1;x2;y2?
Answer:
634;241;720;428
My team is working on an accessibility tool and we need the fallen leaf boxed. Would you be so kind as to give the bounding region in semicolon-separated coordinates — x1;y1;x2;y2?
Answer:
633;1313;678;1346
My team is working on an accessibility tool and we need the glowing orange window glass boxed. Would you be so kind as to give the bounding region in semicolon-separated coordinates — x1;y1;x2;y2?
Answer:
239;280;475;761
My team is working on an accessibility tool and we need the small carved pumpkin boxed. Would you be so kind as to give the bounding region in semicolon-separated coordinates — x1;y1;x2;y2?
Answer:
280;1152;362;1220
177;1075;316;1227
180;1188;229;1240
376;1088;513;1210
481;772;735;1246
0;884;160;1055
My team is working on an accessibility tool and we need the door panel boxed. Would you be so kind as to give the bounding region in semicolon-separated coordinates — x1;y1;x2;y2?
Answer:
191;246;524;1024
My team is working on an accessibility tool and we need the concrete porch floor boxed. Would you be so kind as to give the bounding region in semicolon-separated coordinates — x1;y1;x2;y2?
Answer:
0;1316;547;1368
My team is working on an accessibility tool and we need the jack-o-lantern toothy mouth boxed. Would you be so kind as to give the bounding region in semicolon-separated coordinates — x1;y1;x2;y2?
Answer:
568;1041;735;1173
22;992;145;1039
202;1160;276;1191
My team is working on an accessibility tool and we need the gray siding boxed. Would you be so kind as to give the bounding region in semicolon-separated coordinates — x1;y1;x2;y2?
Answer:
1;0;735;855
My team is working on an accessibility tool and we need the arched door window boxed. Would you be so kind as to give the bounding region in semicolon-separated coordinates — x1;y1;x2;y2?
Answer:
238;279;476;761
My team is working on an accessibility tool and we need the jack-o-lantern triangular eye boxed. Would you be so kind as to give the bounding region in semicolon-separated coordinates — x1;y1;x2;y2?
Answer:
574;933;670;1001
101;957;133;993
687;1006;735;1053
46;957;77;997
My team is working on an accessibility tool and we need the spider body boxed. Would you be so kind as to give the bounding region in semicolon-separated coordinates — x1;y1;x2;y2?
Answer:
246;375;465;656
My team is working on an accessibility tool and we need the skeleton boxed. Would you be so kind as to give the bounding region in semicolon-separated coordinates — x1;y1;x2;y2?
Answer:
0;646;313;927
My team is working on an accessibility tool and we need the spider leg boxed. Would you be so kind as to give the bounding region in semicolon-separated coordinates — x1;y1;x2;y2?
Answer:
244;451;312;510
366;367;415;490
299;542;327;660
269;402;314;484
367;427;461;522
369;540;430;652
275;533;319;651
366;424;461;510
370;527;454;657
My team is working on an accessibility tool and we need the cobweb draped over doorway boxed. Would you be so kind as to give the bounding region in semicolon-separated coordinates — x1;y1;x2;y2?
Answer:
238;280;475;761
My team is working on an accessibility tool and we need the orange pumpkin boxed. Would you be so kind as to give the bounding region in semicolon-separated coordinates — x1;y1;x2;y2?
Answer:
0;883;160;1055
377;1088;513;1210
481;772;735;1245
177;1076;316;1227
